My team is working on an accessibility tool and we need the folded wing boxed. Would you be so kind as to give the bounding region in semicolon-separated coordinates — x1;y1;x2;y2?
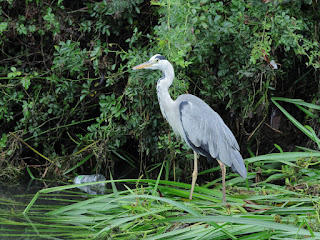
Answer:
178;95;247;178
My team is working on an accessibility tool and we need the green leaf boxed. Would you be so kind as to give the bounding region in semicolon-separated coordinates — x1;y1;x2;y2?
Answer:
0;22;8;33
21;76;31;90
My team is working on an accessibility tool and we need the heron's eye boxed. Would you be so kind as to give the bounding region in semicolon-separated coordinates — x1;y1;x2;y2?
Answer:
155;59;159;62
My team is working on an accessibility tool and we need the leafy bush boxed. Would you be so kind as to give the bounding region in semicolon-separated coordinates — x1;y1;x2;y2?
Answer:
0;0;145;179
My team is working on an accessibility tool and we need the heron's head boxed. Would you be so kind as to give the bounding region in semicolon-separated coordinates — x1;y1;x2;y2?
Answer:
133;54;168;71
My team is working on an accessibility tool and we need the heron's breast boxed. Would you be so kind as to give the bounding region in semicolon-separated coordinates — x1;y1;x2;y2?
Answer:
159;100;185;138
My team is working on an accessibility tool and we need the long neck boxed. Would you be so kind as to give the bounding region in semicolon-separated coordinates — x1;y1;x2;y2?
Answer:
156;62;175;120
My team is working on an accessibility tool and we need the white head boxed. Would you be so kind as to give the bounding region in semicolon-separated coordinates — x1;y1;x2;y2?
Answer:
133;54;170;71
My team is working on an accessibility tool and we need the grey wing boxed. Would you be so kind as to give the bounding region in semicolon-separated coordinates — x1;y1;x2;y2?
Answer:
178;95;247;178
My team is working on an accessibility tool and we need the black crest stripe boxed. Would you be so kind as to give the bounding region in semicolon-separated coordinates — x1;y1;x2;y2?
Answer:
155;55;166;60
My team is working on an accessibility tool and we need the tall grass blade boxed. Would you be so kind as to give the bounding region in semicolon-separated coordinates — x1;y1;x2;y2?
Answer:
158;215;320;238
271;97;320;143
152;161;165;196
109;170;120;203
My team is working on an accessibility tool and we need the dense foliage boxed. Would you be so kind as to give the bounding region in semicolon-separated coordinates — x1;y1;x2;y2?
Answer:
0;0;319;182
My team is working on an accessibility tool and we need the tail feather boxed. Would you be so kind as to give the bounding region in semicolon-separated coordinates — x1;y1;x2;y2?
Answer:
207;146;247;178
230;150;247;178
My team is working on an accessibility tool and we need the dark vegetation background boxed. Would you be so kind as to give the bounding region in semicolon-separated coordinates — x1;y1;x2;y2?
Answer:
0;0;319;183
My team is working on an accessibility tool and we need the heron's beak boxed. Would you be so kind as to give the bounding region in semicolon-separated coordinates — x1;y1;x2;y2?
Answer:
132;61;153;70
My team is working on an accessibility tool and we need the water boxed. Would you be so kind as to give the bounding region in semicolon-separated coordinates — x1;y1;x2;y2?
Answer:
0;180;104;239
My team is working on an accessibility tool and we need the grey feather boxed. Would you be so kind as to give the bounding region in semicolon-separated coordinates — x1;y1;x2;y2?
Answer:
178;94;247;178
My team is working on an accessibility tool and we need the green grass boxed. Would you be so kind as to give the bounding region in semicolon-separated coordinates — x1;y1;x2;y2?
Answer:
1;160;320;240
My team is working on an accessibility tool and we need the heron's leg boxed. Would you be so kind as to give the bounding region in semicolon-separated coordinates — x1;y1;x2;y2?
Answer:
189;151;198;200
217;160;226;203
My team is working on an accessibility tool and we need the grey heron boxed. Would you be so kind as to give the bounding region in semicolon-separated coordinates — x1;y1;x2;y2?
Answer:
133;54;247;202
